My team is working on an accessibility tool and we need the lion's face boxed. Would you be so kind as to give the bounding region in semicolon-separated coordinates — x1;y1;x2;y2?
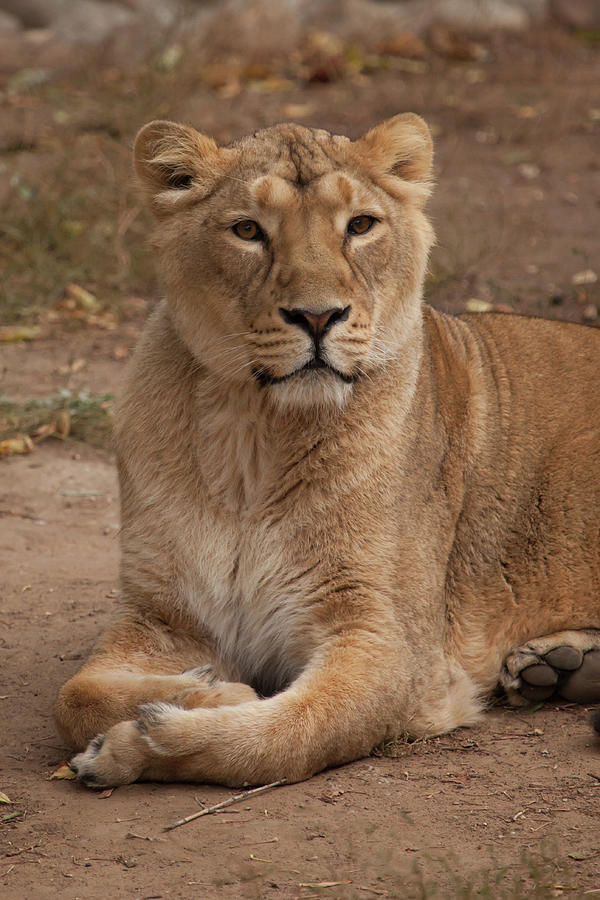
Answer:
135;116;434;409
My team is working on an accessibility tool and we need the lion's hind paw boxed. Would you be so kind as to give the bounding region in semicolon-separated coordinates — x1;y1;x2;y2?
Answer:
502;632;600;706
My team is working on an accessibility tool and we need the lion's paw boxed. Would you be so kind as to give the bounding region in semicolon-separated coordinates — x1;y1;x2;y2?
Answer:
184;664;218;685
502;631;600;706
174;667;258;710
70;720;149;788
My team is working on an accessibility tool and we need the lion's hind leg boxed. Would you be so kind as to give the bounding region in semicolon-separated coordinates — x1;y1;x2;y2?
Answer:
56;621;258;752
501;629;600;706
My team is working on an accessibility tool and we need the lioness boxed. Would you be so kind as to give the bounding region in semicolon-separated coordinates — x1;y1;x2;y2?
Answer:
57;114;600;788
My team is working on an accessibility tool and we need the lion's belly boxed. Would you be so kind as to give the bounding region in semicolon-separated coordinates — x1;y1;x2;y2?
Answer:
175;508;313;695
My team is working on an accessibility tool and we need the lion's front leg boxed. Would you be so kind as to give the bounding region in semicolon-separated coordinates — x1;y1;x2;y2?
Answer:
70;628;482;788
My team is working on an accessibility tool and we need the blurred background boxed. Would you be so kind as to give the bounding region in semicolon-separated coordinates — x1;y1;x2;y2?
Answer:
0;0;599;438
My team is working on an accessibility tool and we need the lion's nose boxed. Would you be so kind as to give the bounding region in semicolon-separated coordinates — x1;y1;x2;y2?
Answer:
279;305;350;341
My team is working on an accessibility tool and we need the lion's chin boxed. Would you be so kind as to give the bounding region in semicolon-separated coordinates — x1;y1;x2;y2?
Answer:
265;367;355;412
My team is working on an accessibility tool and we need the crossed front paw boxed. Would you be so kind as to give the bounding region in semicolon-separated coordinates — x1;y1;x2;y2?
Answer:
70;720;149;788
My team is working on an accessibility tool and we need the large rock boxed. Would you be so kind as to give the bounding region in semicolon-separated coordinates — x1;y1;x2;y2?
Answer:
550;0;600;29
0;8;20;33
433;0;532;30
0;0;182;42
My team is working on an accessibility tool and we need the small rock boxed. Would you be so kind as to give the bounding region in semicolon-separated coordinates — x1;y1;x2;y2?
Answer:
572;269;598;286
435;0;531;31
0;9;20;33
475;129;498;144
582;304;598;321
518;163;541;180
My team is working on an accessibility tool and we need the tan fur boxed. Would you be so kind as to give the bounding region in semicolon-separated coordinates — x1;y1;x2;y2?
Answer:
56;115;600;788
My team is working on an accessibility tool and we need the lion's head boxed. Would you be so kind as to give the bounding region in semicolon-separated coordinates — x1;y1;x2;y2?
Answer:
134;114;434;409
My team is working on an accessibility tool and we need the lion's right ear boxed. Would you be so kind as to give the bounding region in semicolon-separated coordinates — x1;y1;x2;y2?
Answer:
134;120;228;215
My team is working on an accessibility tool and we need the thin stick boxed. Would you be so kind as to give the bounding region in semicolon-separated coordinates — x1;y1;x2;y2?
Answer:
164;780;286;831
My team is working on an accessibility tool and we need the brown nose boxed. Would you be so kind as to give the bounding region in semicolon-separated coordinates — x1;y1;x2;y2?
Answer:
279;305;350;342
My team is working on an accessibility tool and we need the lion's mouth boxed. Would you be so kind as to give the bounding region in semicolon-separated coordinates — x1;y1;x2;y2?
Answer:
253;356;357;387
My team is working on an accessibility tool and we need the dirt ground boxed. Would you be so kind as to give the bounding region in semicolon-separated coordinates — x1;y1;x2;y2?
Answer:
1;23;600;900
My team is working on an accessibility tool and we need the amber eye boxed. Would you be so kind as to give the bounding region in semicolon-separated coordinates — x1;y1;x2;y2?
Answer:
232;220;264;241
347;215;376;236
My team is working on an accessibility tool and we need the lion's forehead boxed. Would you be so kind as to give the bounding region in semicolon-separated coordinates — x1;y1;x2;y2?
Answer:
232;124;352;187
250;171;357;215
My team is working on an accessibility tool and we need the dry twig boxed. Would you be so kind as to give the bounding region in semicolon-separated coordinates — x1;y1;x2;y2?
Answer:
164;780;286;831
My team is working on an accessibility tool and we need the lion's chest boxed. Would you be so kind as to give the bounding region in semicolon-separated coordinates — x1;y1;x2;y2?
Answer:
174;498;313;695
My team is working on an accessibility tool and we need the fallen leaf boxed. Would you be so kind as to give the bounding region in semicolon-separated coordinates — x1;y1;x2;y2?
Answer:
83;312;117;330
0;792;14;804
319;789;344;804
55;411;71;437
465;299;493;313
0;326;41;343
200;62;239;90
156;44;183;72
0;435;34;456
31;422;56;443
50;763;77;781
1;812;22;823
65;283;101;312
249;77;293;93
98;788;115;799
378;31;427;59
428;26;486;61
240;62;273;81
568;849;600;861
282;103;314;119
58;358;86;375
515;105;538;119
306;29;344;57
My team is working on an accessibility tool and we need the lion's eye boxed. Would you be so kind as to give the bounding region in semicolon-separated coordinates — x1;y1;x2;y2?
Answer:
168;172;193;190
232;220;265;241
347;215;376;236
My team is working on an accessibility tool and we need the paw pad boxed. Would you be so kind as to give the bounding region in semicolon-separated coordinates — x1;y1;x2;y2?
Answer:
510;646;600;705
558;649;600;703
544;647;582;670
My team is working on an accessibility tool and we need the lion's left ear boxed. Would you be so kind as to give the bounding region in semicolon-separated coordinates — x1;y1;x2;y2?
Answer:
355;113;433;184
